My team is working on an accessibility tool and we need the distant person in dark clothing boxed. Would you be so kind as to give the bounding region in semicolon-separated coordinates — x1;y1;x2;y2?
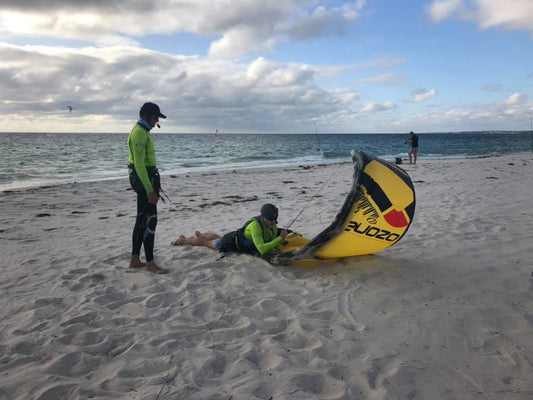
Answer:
406;131;419;164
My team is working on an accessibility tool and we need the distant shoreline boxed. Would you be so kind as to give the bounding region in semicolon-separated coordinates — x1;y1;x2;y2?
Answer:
0;130;532;135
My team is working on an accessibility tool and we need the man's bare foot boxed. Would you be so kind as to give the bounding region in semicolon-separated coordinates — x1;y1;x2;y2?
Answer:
129;256;146;269
146;261;168;274
195;231;202;237
171;235;186;246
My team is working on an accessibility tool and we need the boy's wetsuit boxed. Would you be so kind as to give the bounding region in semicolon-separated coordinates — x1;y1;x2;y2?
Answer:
220;217;283;256
127;120;157;262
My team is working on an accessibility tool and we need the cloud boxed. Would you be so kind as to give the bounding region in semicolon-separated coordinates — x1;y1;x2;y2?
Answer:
312;57;408;78
398;93;533;131
286;1;365;40
360;101;397;112
0;0;367;56
246;57;315;86
352;73;406;85
0;42;365;132
2;38;530;133
482;83;503;91
426;0;533;35
505;92;527;105
206;0;367;56
426;0;463;23
411;89;436;103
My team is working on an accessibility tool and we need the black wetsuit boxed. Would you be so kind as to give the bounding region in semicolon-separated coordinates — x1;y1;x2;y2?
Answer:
128;121;158;263
410;134;419;148
132;188;157;262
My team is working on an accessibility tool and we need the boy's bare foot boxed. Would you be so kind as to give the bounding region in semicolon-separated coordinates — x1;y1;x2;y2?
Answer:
146;261;168;274
171;235;186;246
129;256;146;269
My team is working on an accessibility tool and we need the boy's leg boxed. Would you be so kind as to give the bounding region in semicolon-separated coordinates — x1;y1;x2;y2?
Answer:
172;235;217;249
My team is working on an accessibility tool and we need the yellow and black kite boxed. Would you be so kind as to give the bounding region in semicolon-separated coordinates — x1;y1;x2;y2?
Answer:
274;150;416;265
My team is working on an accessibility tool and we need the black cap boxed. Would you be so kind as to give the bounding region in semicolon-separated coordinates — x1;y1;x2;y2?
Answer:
261;203;278;221
140;102;166;119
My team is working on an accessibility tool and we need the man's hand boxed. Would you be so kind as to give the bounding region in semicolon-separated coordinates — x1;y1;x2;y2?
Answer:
147;191;159;204
280;229;289;239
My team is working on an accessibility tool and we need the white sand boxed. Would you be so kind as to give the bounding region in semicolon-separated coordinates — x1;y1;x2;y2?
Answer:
1;153;532;399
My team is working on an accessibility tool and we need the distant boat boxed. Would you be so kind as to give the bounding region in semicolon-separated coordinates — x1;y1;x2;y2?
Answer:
215;128;220;136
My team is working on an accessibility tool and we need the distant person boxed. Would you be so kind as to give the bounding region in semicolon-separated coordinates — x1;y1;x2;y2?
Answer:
127;102;168;274
406;131;419;164
171;204;288;257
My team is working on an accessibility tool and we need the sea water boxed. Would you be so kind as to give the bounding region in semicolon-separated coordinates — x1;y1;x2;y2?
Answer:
1;132;531;191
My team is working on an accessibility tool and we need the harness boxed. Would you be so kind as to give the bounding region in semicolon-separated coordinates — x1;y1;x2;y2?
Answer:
128;164;164;202
235;216;263;253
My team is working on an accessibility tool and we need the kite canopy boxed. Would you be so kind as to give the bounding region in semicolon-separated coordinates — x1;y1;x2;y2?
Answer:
274;150;416;265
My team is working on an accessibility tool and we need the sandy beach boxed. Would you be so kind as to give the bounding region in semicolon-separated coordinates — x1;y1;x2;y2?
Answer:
1;153;533;400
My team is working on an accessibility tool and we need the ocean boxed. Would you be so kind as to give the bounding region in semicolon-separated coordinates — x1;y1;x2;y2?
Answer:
1;132;532;192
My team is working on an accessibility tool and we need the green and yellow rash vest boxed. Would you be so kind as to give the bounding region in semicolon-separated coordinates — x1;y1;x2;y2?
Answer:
240;218;283;255
127;122;157;193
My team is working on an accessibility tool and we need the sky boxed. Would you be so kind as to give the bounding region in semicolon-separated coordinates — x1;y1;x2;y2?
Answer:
1;0;532;133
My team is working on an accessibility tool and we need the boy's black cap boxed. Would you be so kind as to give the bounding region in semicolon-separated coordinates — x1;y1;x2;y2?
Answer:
261;203;278;221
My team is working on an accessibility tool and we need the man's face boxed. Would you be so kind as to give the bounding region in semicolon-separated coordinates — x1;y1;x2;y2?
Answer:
148;115;159;128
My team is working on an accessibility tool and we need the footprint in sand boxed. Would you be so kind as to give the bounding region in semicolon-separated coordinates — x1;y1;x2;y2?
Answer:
251;297;292;320
46;351;99;377
32;297;64;308
34;384;80;400
93;292;144;310
59;311;98;328
145;292;183;308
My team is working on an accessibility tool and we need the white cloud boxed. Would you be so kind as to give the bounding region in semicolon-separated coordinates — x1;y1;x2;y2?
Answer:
426;0;462;23
0;42;364;132
0;0;367;56
411;89;436;103
352;73;406;85
287;1;365;40
505;92;527;105
426;0;533;34
360;101;397;112
474;0;533;31
209;28;278;57
399;93;533;131
3;40;530;133
246;57;314;86
313;57;408;78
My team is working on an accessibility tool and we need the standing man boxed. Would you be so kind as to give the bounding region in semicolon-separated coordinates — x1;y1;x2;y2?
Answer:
127;102;168;274
406;131;419;164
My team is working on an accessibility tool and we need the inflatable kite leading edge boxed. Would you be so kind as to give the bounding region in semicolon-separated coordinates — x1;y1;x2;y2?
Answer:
274;150;416;265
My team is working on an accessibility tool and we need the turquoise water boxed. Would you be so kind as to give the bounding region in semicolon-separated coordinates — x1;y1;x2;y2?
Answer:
1;132;531;191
